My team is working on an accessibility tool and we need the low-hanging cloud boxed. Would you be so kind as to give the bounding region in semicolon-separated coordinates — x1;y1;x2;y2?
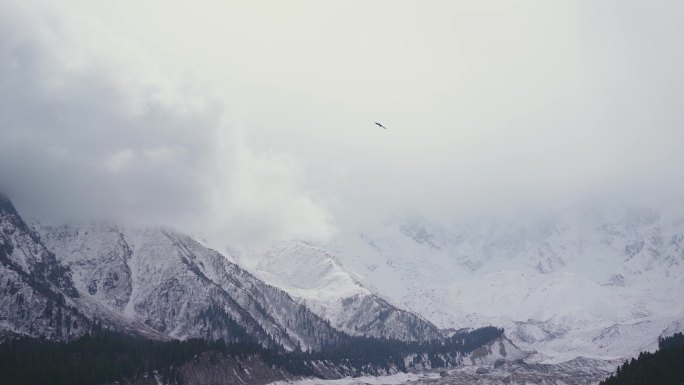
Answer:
0;1;334;246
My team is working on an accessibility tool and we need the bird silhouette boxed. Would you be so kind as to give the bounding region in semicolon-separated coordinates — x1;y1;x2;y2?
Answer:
375;122;387;129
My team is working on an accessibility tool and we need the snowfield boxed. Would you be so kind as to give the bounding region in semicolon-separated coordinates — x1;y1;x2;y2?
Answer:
243;240;442;341
246;205;684;363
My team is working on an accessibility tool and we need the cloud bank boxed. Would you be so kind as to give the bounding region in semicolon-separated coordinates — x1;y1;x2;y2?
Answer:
0;1;334;246
1;0;683;246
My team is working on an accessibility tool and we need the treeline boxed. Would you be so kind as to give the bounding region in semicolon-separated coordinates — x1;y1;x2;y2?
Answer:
302;326;503;370
0;331;311;385
600;332;684;385
0;327;504;385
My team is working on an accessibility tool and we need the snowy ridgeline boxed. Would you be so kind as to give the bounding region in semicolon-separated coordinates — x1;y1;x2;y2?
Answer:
2;190;684;370
0;193;445;356
1;194;345;351
245;206;684;362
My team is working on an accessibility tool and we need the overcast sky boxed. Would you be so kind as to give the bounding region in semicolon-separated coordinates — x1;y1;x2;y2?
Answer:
1;0;683;246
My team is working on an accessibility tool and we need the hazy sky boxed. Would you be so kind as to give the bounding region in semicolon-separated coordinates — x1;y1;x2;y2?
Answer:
1;0;683;246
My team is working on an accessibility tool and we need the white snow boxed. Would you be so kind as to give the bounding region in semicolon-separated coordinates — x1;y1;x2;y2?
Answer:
256;205;684;362
249;240;369;303
244;240;441;340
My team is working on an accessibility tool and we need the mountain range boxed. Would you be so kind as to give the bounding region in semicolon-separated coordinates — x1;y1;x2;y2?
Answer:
0;194;440;351
301;207;684;361
3;191;683;383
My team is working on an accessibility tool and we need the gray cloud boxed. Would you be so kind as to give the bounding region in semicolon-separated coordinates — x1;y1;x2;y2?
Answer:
1;0;683;245
0;1;334;246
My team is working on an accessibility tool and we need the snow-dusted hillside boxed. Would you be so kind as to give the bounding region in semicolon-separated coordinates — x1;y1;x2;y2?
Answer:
5;187;682;368
35;223;344;351
1;192;364;351
242;240;441;341
310;206;684;361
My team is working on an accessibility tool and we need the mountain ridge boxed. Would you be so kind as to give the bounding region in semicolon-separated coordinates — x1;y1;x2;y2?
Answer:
313;208;684;361
244;240;443;341
1;194;446;353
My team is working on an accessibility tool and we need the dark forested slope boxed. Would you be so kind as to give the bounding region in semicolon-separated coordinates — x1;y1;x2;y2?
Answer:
0;327;504;385
600;332;684;385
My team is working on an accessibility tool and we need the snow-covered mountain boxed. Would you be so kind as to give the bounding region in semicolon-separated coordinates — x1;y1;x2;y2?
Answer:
1;195;352;350
242;240;441;341
5;187;682;369
34;222;348;351
310;207;684;361
4;193;501;355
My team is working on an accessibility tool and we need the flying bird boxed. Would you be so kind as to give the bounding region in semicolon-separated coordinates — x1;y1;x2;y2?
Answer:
375;122;387;129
